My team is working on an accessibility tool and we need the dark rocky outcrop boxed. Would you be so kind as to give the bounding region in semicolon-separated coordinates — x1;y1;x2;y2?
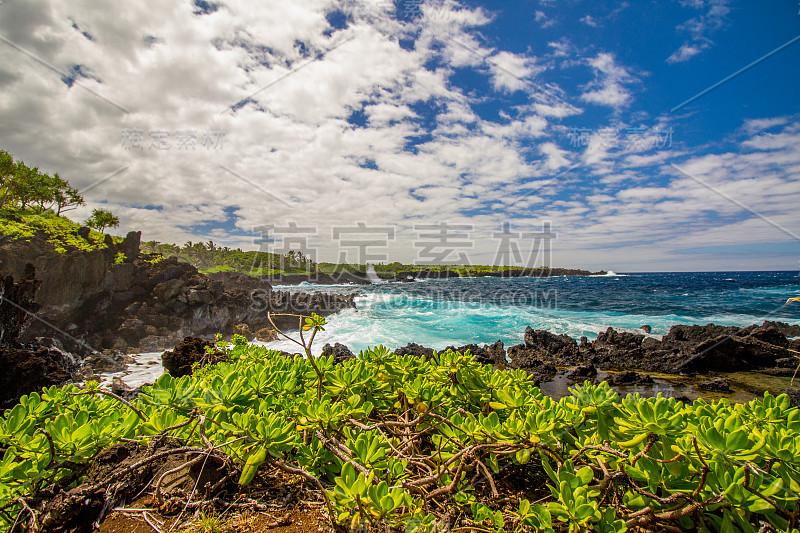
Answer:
576;322;799;375
524;327;580;360
697;377;732;393
442;341;507;366
506;328;581;374
0;263;40;344
604;371;654;386
161;336;226;377
394;343;436;361
392;267;604;282
2;231;357;356
0;268;79;409
567;364;597;382
0;341;79;410
321;342;356;364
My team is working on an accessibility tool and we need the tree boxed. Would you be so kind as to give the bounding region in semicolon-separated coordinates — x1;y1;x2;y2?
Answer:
30;171;58;213
53;174;84;215
9;162;41;210
0;150;14;208
85;208;119;234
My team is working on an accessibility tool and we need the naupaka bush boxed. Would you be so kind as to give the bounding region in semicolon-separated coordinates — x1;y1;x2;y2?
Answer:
1;339;799;532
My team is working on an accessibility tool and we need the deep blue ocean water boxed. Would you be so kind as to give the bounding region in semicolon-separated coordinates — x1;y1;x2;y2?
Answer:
261;271;800;355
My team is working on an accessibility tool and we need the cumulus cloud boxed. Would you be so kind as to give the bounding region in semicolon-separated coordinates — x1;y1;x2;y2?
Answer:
666;42;704;63
580;53;637;109
534;10;557;29
540;142;571;170
1;0;795;271
0;0;568;262
667;0;730;63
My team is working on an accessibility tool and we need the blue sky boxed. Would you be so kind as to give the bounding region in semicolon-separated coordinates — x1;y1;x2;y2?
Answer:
0;0;798;271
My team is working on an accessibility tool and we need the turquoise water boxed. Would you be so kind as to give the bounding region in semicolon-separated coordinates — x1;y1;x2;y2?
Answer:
259;271;800;355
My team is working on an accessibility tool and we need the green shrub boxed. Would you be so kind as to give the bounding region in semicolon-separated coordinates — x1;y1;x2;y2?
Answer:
1;342;799;532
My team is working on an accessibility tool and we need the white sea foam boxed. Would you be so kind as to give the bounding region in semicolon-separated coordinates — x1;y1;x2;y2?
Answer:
98;351;164;389
102;275;800;389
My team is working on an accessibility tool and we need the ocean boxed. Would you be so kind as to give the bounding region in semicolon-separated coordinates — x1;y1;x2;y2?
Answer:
261;271;800;355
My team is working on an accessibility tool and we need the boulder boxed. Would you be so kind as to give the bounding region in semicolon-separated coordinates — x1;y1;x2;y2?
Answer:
482;340;506;365
233;323;254;341
523;327;579;361
255;328;278;342
442;342;505;366
605;371;654;386
566;364;597;382
394;343;436;361
161;337;226;378
119;231;141;260
321;343;355;364
697;377;732;393
0;343;78;410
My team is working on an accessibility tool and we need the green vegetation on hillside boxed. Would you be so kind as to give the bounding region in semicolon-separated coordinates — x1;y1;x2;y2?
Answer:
141;240;576;280
0;149;123;253
0;150;83;215
0;208;117;253
2;331;799;532
84;208;120;234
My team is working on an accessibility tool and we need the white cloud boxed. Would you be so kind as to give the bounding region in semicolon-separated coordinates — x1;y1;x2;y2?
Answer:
534;10;557;29
0;1;796;271
547;38;572;58
666;42;705;63
531;102;582;118
742;116;789;135
486;51;542;93
540;142;571;170
580;53;637;109
667;0;730;63
579;15;600;28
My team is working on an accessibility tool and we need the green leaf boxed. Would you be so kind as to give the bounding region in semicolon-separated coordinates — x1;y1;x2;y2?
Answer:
238;446;267;486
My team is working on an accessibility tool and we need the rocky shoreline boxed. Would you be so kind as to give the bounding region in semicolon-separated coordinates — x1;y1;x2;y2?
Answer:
0;230;357;409
292;321;800;403
2;228;799;410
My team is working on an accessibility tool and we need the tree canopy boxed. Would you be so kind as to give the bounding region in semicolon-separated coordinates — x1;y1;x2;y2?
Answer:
85;208;120;234
0;150;85;214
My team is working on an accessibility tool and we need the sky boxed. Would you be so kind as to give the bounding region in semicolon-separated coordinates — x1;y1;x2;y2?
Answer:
0;0;799;272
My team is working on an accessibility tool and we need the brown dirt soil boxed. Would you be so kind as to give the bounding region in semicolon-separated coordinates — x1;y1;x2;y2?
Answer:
97;501;326;533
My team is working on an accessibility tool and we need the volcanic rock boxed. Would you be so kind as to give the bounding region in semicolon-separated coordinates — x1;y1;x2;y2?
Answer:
523;327;580;361
394;343;436;361
697;377;732;393
566;364;597;382
321;342;356;364
161;336;226;377
605;371;654;386
255;327;278;342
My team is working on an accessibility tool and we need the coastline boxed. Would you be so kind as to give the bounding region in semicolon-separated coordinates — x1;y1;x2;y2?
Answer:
101;319;800;407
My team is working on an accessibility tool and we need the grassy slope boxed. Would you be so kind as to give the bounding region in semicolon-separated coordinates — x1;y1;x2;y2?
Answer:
0;208;121;253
